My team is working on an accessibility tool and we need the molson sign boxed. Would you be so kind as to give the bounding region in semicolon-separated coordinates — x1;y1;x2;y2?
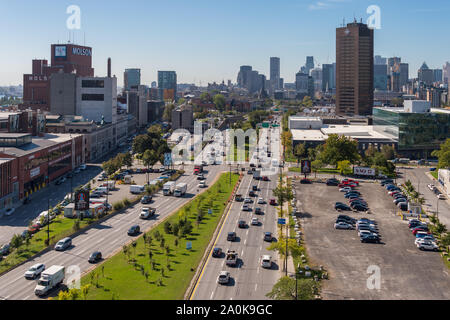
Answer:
72;47;92;57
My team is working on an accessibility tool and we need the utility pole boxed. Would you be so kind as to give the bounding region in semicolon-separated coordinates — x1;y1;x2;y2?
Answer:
47;198;50;245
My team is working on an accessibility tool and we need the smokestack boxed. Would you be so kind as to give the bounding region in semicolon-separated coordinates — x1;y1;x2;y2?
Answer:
107;58;111;78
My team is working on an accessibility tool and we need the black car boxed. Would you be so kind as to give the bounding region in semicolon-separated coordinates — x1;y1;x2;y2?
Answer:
380;179;393;186
212;247;222;258
252;185;258;191
248;170;253;175
264;232;273;242
249;191;256;197
141;195;152;204
326;178;339;186
335;203;351;211
352;204;368;211
227;232;236;241
88;251;102;263
127;225;140;236
255;207;262;215
360;234;380;243
238;220;247;229
338;215;356;223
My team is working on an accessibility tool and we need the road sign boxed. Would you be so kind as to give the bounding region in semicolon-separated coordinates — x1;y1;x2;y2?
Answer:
164;153;172;166
278;218;286;225
301;160;311;174
186;242;192;250
208;209;212;215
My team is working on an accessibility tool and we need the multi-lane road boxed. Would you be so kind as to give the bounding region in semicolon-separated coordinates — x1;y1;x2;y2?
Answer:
0;164;225;300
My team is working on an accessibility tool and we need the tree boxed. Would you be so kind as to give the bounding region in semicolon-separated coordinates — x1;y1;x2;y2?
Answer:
266;276;318;300
301;96;313;108
337;160;352;175
199;92;211;102
431;138;450;169
381;145;395;160
311;159;323;178
294;143;306;167
163;104;176;121
11;234;23;252
123;152;133;169
213;94;226;112
320;134;360;167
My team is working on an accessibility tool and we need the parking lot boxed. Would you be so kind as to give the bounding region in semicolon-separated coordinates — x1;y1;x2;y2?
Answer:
294;179;450;300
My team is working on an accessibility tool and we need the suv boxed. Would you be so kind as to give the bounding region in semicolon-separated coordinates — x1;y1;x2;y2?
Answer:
227;232;236;241
128;225;140;236
55;237;72;251
24;263;45;280
264;232;273;242
217;271;230;284
88;251;102;263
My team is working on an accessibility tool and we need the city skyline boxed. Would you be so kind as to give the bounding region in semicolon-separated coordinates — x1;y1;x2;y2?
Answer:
1;0;450;86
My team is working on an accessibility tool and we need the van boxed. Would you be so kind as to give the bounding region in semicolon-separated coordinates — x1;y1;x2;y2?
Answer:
54;237;72;251
94;187;108;195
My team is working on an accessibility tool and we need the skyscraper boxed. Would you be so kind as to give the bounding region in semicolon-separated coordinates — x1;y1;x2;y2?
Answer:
374;55;387;65
373;64;387;90
158;71;177;101
418;62;433;85
322;64;336;92
399;63;409;88
443;62;450;86
124;68;141;91
305;56;314;75
336;21;374;116
270;57;280;91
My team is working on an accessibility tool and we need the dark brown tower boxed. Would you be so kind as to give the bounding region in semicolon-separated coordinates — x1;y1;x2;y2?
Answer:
336;22;374;116
108;58;111;78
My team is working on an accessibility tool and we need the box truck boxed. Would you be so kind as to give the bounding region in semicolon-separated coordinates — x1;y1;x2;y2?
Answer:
130;185;145;194
34;265;65;296
174;183;188;197
163;181;176;196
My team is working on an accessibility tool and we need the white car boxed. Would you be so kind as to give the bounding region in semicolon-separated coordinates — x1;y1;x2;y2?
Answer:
217;271;230;284
261;255;272;268
339;187;352;192
358;229;375;237
244;197;253;204
437;194;446;200
257;198;265;204
241;205;251;211
4;208;15;216
334;222;353;230
251;218;259;226
415;236;436;246
198;181;207;188
427;184;435;191
24;263;45;280
416;240;439;251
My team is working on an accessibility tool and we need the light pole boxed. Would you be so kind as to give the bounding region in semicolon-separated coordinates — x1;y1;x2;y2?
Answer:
47;198;50;245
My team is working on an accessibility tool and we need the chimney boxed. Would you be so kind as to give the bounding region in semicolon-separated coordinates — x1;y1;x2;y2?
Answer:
107;58;111;78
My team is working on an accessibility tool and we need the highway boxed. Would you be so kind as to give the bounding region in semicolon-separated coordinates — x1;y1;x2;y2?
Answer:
0;164;225;300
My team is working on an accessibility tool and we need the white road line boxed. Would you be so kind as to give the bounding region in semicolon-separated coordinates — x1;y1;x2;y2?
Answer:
255;284;258;291
210;291;214;299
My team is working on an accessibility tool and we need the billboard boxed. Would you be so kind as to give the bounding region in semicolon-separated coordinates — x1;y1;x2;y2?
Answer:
75;190;90;211
353;166;376;176
301;160;312;174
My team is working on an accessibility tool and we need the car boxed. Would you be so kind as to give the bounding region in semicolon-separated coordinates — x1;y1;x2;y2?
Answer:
412;226;429;236
269;199;277;206
437;194;446;200
88;251;102;263
4;208;15;216
357;225;379;234
244;197;253;204
360;233;381;243
54;237;72;251
334;222;353;229
141;195;152;204
415;231;430;239
326;178;339;186
342;179;359;185
427;184;435;191
335;203;351;211
339;187;353;192
127;225;140;236
358;229;375;237
264;232;273;242
0;244;10;256
28;223;41;234
257;198;265;204
254;207;262;215
252;185;258;191
212;247;223;258
198;181;207;188
197;174;206;181
352;204;368;211
344;192;361;198
394;198;407;205
398;202;408;211
388;190;402;196
217;271;231;284
358;218;377;225
300;179;312;184
417;240;439;251
251;218;259;226
262;176;269;181
238;220;247;229
249;191;256;197
415;236;436;246
24;263;45;280
261;255;272;268
227;232;236;241
349;199;367;206
338;215;356;223
429;168;437;172
79;164;87;170
347;194;361;200
241;205;251;211
409;219;422;228
247;170;253;175
235;194;243;202
89;192;102;199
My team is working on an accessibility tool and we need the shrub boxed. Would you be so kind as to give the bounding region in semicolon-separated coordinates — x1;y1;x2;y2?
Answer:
113;202;124;211
123;198;131;207
164;222;172;234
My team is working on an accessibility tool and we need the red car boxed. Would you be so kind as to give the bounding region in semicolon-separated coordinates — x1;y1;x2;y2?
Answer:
28;223;41;234
262;176;269;181
412;227;430;236
269;199;277;206
342;179;359;185
338;183;355;188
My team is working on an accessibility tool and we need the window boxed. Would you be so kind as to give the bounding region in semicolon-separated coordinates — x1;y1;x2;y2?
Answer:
82;94;104;101
82;80;104;88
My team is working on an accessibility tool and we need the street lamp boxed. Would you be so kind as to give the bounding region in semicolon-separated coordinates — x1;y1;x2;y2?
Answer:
47;198;51;246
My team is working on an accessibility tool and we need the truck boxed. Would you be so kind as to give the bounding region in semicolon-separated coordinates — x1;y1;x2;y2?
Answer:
353;166;376;177
226;250;238;267
174;183;188;197
139;207;156;219
34;265;65;296
253;170;261;180
100;181;115;190
130;185;145;194
194;165;203;175
163;181;176;196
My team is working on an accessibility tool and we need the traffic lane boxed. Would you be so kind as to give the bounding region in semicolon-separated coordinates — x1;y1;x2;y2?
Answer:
0;167;225;300
296;181;450;300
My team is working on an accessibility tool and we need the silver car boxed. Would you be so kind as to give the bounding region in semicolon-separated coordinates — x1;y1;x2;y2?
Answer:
24;263;45;280
217;271;230;284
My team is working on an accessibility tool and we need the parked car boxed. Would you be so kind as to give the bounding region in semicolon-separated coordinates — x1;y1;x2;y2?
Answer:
326;178;339;186
334;221;353;229
4;208;15;216
412;226;429;236
339;187;353;192
88;251;102;263
417;240;438;251
300;178;312;184
24;263;45;280
335;202;351;211
360;233;381;243
0;244;11;256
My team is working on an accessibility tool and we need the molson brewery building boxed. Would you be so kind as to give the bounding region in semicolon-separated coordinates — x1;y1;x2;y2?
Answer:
22;43;94;111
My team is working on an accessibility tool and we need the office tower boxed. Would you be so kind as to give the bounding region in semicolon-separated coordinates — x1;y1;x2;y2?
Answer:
279;78;284;90
418;62;433;85
373;64;387;91
107;58;111;78
443;62;450;86
387;57;401;92
374;55;387;65
237;65;252;90
151;81;157;88
124;68;141;91
310;68;322;93
322;64;335;92
433;69;443;83
400;63;409;88
305;56;314;75
171;105;194;133
270;57;281;91
336;21;374;116
158;71;177;101
295;72;314;99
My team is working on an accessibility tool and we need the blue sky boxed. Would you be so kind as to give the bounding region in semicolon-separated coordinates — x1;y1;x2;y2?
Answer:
0;0;449;86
